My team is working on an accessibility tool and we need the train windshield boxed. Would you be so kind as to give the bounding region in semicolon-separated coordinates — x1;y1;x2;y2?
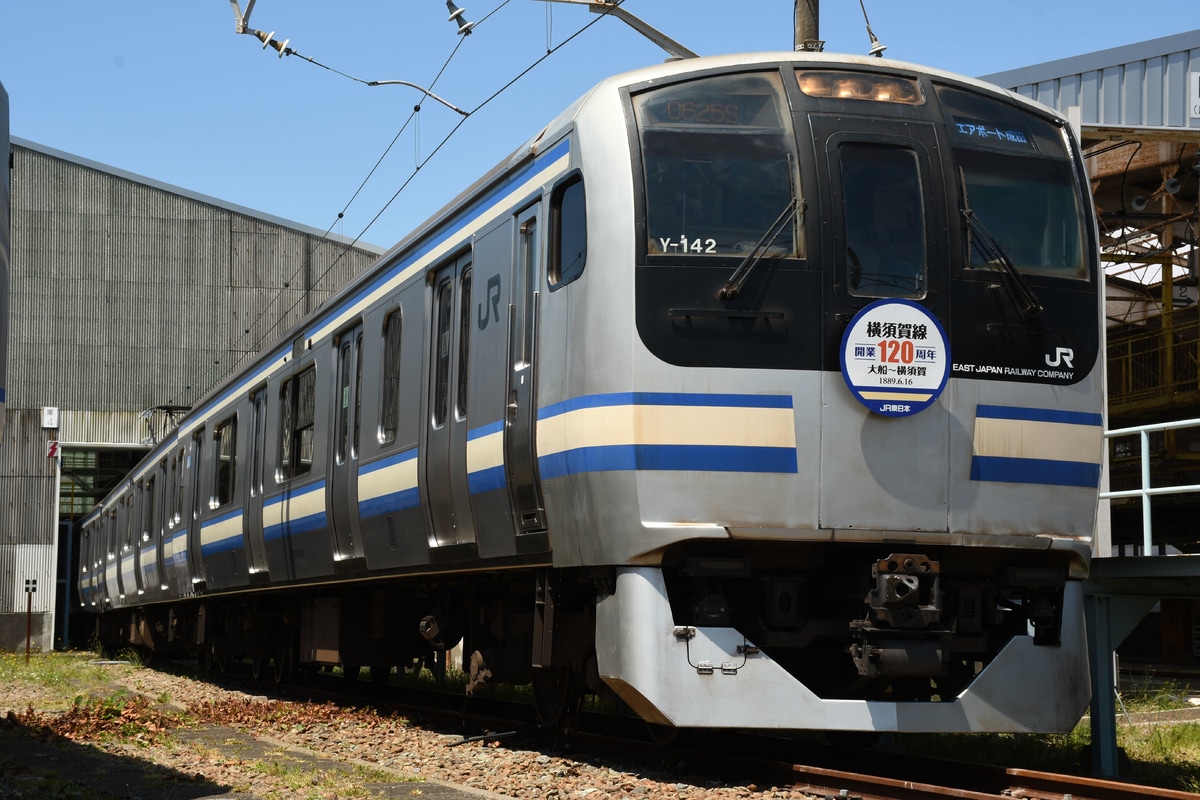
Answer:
840;143;927;298
632;72;803;259
936;85;1088;280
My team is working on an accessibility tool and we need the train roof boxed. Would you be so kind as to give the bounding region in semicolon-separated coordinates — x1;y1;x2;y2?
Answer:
574;49;1065;120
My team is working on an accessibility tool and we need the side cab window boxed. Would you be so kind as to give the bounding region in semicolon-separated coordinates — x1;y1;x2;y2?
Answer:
549;174;586;289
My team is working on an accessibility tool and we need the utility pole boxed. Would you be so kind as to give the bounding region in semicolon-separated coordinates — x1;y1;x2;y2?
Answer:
794;0;823;51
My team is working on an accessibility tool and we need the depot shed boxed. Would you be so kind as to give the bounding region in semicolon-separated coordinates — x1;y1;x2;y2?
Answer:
0;137;383;652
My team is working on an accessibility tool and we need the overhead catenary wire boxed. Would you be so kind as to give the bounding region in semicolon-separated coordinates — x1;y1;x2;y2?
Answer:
309;1;623;289
215;1;521;384
205;0;622;395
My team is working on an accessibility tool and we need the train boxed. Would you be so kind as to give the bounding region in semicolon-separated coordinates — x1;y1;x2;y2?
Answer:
78;51;1104;734
1;79;9;444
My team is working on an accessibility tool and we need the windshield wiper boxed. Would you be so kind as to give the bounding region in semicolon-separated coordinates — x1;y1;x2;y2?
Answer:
718;197;800;300
959;167;1042;317
962;208;1043;316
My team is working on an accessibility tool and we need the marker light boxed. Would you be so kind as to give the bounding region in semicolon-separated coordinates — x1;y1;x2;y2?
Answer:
797;71;923;105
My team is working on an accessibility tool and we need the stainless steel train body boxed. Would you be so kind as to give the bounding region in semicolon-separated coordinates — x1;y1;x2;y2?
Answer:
0;80;10;442
78;53;1104;733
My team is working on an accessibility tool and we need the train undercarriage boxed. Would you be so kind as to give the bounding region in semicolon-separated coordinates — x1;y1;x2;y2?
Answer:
96;541;1083;732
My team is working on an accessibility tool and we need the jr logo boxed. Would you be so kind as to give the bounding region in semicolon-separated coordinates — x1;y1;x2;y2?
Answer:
1045;347;1074;368
477;275;502;330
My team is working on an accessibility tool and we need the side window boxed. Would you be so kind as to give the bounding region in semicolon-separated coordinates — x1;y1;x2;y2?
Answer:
456;268;472;420
192;431;204;520
250;392;266;499
213;416;237;507
335;332;365;464
122;496;133;553
296;368;316;476
279;366;317;480
380;309;402;445
176;448;188;522
353;332;363;455
336;338;353;464
279;378;294;479
549;176;587;287
142;477;155;542
167;455;178;528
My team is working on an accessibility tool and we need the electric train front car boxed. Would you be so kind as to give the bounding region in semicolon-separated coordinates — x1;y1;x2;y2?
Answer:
540;52;1102;732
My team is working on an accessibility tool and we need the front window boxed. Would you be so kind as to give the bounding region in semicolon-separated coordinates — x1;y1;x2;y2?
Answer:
937;85;1087;280
633;71;803;259
840;144;927;298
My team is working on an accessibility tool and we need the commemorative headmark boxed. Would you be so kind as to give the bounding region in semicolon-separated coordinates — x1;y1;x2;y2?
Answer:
840;299;951;418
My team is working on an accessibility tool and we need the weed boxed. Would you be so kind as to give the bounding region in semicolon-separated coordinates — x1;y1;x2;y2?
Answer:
251;756;400;799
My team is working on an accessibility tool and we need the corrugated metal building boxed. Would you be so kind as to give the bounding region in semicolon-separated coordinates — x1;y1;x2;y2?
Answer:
2;138;383;651
982;29;1200;137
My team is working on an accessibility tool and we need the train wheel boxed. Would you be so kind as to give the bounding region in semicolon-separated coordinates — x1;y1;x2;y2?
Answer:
272;644;292;684
343;663;361;682
645;722;680;746
251;657;266;681
532;667;581;728
370;663;391;685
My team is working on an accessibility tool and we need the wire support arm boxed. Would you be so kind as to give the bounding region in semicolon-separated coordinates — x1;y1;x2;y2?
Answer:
366;80;471;116
541;0;698;59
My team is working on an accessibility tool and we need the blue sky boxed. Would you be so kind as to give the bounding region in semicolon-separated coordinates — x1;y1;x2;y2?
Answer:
1;2;1194;249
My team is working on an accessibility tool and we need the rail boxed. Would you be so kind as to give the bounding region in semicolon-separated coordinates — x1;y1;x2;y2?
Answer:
1102;416;1200;554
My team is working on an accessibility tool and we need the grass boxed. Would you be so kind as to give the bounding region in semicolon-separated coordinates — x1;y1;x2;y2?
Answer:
889;678;1200;793
0;649;139;711
250;749;418;800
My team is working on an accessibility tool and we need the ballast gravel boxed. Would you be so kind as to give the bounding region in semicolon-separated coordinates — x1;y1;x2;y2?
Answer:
0;663;811;800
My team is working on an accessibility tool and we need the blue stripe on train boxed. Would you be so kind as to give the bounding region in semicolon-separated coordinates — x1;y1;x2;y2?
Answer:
975;405;1103;427
969;456;1101;488
359;487;420;518
263;512;328;543
539;444;799;481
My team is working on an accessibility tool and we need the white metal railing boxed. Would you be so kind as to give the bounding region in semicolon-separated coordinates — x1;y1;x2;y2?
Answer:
1102;417;1200;555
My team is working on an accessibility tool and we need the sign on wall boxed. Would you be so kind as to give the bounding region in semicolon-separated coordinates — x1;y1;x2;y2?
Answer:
1192;71;1200;119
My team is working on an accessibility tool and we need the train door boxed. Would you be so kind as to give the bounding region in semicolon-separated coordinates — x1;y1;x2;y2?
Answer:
173;439;196;589
507;209;546;534
245;390;270;574
156;460;168;589
188;429;207;587
423;255;477;548
122;495;140;599
104;511;120;605
811;117;952;533
329;325;365;561
142;464;162;594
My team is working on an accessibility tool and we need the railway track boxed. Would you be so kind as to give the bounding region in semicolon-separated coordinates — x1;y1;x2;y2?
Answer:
186;661;1196;800
784;761;1197;800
